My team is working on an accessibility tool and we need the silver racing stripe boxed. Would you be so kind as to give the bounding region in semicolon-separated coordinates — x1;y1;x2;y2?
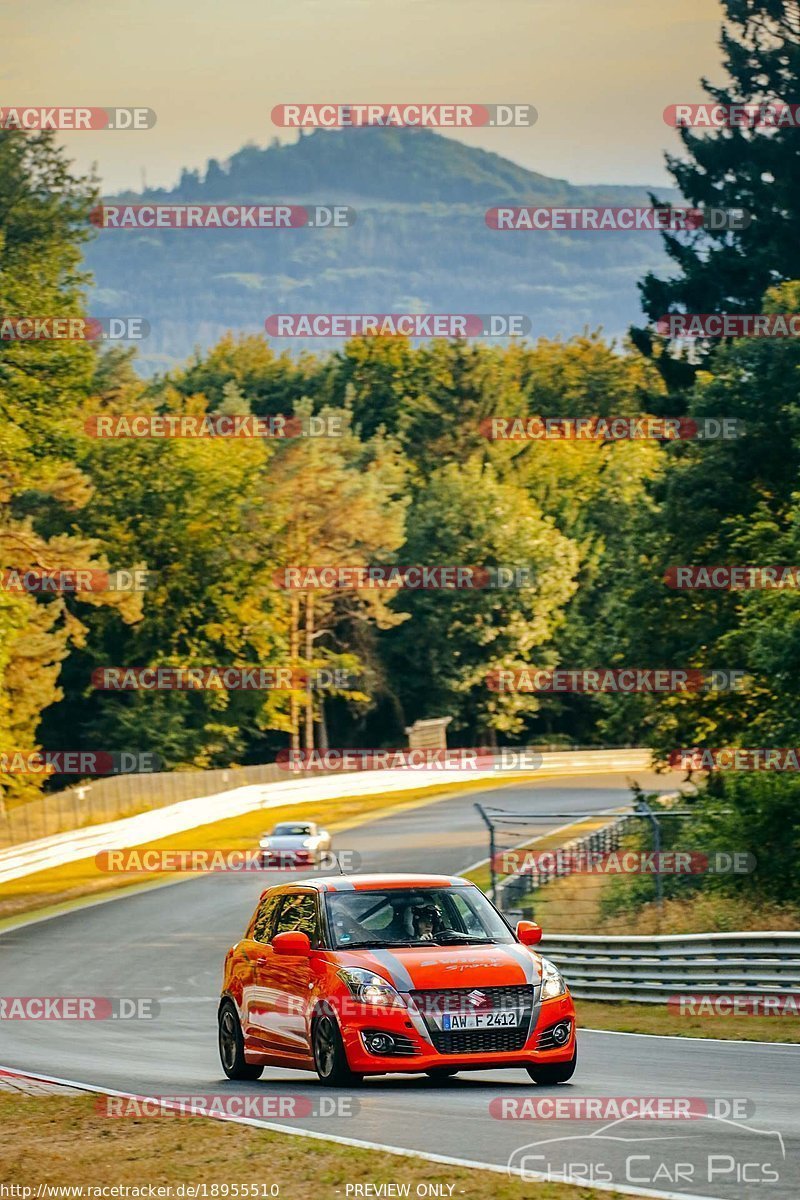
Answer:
344;948;433;1046
501;945;543;1038
368;948;415;991
403;993;435;1046
502;943;541;983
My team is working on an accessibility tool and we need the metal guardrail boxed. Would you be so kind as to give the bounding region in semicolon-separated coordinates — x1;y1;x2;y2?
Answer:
542;931;800;1003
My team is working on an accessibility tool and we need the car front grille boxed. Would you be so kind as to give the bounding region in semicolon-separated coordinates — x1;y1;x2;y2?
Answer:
409;984;539;1056
430;1025;530;1054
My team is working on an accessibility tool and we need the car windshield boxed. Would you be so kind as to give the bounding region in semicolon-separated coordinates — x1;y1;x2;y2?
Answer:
272;824;313;836
324;886;514;949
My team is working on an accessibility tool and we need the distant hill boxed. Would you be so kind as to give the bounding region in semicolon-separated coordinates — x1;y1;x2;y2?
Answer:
85;127;676;372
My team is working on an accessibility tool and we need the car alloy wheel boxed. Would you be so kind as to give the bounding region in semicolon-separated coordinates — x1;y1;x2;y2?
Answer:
218;1001;263;1081
219;1008;237;1071
312;1014;362;1087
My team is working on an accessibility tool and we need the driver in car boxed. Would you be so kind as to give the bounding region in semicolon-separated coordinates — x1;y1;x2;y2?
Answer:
410;902;443;941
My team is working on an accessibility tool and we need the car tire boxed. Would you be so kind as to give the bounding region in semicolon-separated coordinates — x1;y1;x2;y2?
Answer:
312;1014;363;1087
218;1001;263;1081
425;1068;459;1080
526;1045;577;1085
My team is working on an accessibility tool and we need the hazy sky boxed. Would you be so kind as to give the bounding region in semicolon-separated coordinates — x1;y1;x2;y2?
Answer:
6;0;725;193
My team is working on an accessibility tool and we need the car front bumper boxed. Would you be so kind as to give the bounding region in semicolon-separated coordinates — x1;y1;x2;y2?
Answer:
339;993;576;1073
260;850;315;868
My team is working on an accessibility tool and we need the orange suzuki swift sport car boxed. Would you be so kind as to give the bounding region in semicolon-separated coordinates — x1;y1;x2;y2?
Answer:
218;873;577;1085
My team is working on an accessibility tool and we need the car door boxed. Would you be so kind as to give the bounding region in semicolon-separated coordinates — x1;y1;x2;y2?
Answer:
241;891;283;1052
258;890;320;1057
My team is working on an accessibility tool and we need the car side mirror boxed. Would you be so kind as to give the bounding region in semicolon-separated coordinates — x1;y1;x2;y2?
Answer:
516;920;543;946
272;930;312;956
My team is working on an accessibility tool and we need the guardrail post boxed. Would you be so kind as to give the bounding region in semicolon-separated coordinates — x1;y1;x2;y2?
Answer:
635;796;663;912
474;803;497;901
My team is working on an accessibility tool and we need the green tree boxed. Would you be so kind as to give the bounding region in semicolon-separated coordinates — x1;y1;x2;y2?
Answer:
384;458;579;740
633;1;800;379
44;372;282;768
258;401;409;751
601;282;800;757
0;133;142;803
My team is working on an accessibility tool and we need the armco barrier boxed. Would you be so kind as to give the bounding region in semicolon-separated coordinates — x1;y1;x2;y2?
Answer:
542;931;800;1003
0;748;651;886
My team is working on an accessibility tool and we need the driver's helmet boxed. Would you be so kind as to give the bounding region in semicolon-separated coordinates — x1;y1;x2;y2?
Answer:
404;898;443;937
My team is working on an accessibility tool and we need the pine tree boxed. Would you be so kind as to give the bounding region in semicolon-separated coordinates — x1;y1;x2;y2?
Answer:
632;1;800;379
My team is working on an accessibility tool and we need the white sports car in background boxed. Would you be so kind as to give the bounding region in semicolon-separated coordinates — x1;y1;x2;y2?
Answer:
259;821;332;868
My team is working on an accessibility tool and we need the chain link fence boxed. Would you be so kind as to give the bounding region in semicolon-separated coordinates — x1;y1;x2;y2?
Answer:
476;796;701;933
0;762;290;848
497;812;637;912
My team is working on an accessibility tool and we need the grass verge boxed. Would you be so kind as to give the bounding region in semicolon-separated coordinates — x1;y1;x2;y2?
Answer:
576;1000;800;1043
0;1094;636;1198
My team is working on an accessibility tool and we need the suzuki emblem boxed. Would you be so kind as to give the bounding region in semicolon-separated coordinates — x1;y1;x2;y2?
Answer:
467;989;488;1008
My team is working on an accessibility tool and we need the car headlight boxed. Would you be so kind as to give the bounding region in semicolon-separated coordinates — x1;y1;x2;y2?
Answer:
540;957;567;1000
302;839;315;848
259;840;271;849
337;967;406;1008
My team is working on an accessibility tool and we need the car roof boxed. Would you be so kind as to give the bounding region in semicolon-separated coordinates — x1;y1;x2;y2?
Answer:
261;872;471;896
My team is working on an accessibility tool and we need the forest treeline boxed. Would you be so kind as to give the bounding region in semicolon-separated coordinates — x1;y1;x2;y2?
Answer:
2;0;800;914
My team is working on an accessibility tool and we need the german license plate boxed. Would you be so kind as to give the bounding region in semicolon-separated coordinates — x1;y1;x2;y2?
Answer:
441;1010;519;1030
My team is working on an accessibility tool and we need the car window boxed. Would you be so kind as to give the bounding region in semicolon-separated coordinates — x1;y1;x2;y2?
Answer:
362;902;394;931
324;887;514;948
273;824;313;836
445;891;488;935
250;893;281;943
274;893;319;944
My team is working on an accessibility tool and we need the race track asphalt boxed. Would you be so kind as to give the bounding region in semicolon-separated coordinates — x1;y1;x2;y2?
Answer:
1;770;797;1200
